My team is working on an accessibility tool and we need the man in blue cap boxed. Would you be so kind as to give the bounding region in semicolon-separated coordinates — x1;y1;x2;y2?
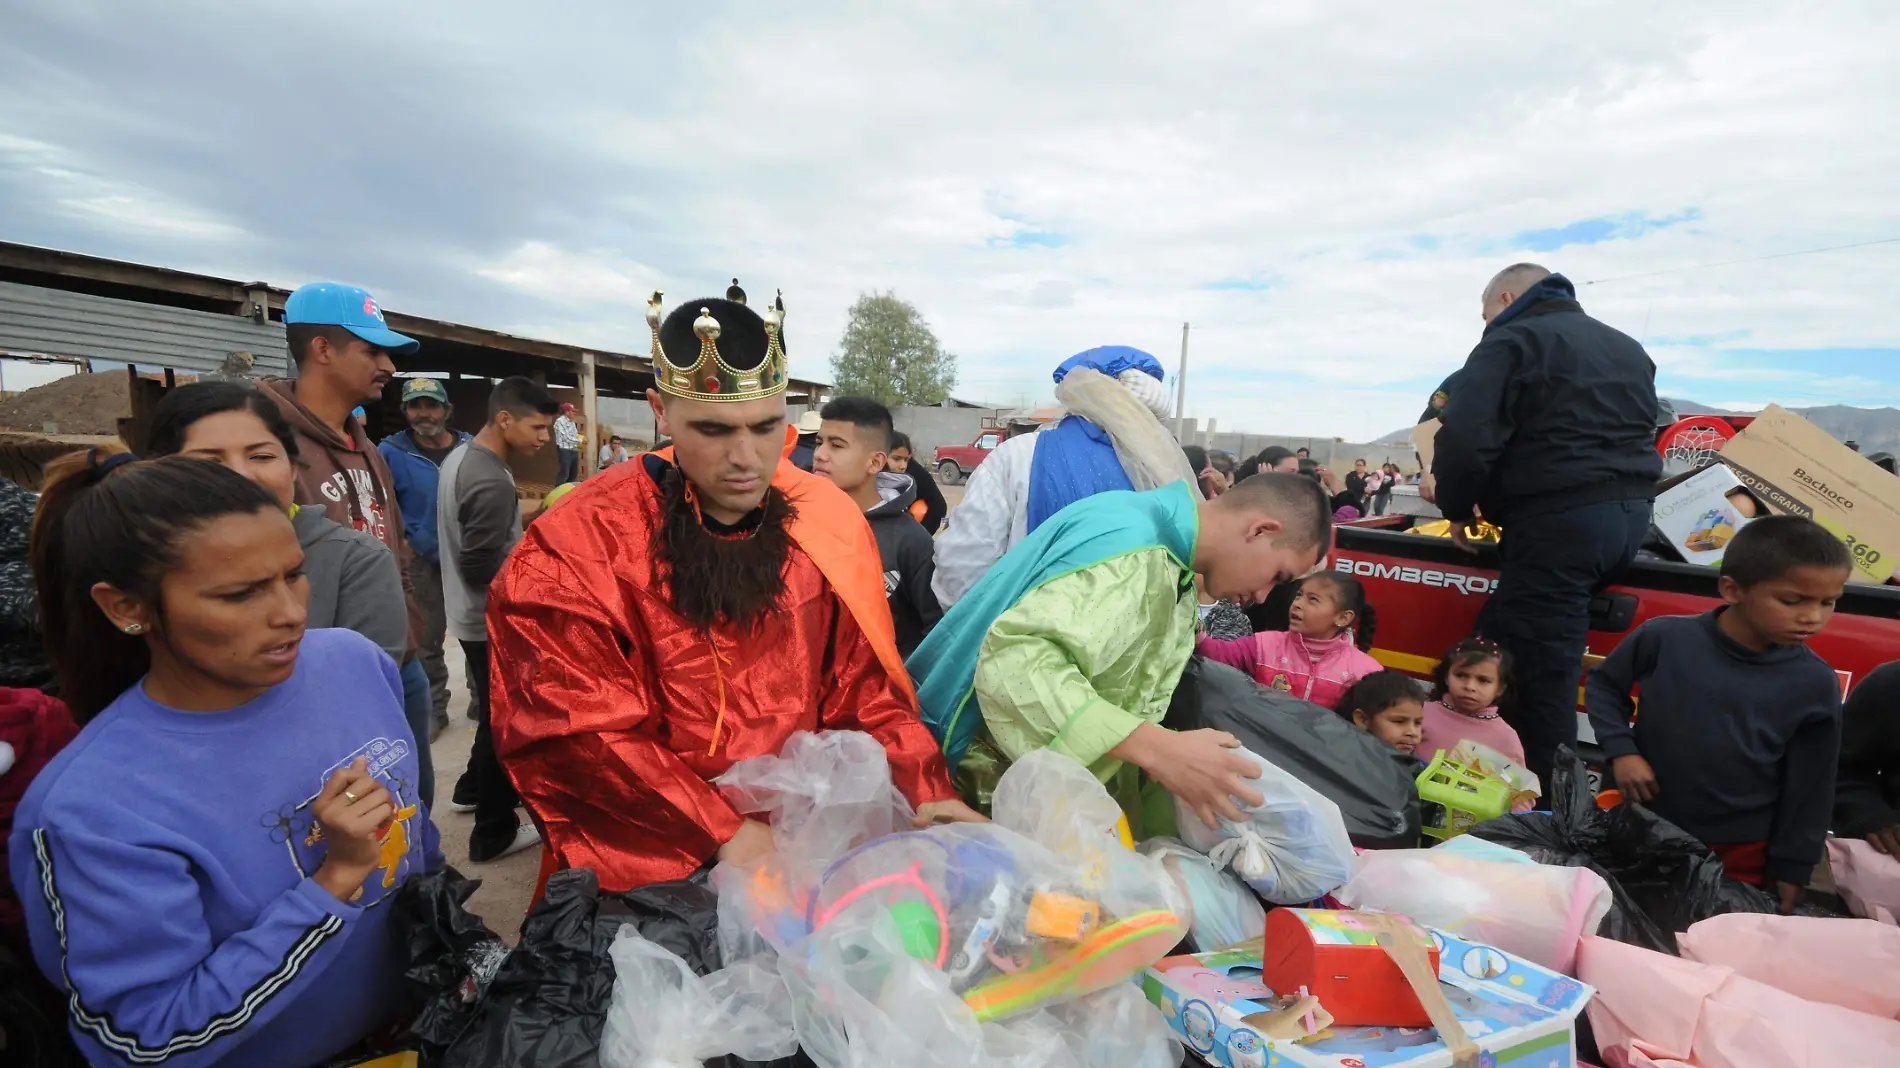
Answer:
380;377;473;739
260;282;440;804
930;346;1190;607
259;282;420;543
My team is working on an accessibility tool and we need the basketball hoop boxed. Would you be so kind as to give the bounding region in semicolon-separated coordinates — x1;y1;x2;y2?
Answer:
1657;417;1736;471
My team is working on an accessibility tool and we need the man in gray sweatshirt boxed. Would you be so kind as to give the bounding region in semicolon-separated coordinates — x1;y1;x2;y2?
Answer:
441;375;557;862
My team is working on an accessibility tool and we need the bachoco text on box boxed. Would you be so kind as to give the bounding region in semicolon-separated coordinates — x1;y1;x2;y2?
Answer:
1717;404;1900;584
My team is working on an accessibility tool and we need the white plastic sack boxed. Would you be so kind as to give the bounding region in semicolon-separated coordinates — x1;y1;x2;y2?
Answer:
1174;747;1354;904
993;749;1190;924
1335;848;1613;974
991;748;1128;861
1141;837;1265;950
715;730;915;871
1044;980;1185;1068
599;925;798;1068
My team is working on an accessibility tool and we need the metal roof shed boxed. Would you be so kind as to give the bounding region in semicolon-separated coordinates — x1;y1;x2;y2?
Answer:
0;241;831;480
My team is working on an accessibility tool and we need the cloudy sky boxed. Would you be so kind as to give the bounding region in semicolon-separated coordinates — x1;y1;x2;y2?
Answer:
4;1;1897;439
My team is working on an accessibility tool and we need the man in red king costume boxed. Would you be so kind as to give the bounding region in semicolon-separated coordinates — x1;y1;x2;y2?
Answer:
488;287;980;892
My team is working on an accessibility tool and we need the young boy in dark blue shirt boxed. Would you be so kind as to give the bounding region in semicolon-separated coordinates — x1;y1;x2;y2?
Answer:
1587;515;1850;913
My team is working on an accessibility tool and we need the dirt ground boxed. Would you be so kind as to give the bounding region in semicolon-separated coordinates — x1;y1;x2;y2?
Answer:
431;640;542;939
0;371;132;435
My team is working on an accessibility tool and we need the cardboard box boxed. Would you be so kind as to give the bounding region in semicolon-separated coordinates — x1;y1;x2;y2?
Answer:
1719;405;1900;584
1651;463;1756;567
1144;927;1594;1068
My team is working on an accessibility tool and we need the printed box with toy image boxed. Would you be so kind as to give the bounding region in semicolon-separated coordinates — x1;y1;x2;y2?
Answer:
1143;911;1593;1068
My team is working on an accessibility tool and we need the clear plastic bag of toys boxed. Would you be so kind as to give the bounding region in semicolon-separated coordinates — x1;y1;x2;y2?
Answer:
781;863;1183;1068
712;736;1187;1066
712;731;917;963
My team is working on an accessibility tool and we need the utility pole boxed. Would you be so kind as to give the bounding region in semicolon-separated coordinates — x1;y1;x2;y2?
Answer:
1173;322;1190;439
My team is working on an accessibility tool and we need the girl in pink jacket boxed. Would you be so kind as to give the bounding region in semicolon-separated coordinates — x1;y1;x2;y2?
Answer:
1418;637;1524;765
1197;573;1382;708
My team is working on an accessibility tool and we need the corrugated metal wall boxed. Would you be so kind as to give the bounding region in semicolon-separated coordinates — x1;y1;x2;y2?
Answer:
0;280;289;376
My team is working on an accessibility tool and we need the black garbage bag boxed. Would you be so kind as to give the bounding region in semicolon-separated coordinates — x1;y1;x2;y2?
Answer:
1467;746;1776;954
1166;656;1422;848
441;867;809;1068
0;938;84;1068
395;868;508;1063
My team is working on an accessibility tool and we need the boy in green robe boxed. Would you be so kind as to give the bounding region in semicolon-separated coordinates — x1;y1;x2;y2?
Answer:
909;473;1332;832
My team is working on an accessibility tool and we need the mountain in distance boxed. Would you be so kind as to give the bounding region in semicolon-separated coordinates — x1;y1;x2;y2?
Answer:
1381;397;1900;457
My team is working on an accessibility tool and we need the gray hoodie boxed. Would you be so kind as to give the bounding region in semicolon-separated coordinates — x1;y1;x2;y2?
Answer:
293;506;407;664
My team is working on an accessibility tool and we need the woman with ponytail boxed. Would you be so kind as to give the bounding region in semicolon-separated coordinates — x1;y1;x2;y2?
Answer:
12;449;440;1068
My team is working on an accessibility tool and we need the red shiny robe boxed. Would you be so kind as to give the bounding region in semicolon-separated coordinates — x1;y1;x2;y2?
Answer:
487;457;955;891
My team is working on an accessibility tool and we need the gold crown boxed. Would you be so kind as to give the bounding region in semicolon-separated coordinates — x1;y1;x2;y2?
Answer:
647;290;788;403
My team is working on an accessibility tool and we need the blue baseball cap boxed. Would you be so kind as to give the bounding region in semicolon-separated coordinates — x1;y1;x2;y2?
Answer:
284;282;420;356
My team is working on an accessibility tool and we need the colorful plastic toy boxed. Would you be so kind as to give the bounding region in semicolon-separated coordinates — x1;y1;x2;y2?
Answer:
962;909;1186;1022
1416;751;1513;841
811;862;950;969
1257;908;1441;1027
1025;890;1101;942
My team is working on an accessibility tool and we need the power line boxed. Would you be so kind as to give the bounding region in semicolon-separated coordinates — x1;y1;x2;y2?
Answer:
1583;236;1900;286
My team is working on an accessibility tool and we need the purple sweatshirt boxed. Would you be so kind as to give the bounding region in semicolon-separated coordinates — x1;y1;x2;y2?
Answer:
9;628;442;1068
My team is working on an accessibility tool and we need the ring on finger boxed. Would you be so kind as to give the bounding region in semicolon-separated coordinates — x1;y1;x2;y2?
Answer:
344;789;360;803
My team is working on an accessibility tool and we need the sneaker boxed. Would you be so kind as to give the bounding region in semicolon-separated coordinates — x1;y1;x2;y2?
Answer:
468;823;540;864
449;779;477;814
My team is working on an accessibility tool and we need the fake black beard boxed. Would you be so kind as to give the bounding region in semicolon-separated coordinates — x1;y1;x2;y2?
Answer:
650;467;796;633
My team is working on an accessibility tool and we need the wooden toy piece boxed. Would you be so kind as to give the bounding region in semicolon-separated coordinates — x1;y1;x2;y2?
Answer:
1024;890;1101;942
1256;908;1441;1027
1238;991;1335;1041
1365;913;1479;1068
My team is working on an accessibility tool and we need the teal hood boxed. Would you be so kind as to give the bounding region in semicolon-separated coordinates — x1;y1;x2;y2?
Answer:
908;482;1199;768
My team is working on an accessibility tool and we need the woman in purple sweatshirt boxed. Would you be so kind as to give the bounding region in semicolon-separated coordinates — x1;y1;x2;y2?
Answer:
10;448;441;1068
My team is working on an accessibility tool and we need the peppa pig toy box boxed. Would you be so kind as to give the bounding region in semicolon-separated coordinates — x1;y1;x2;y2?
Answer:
1143;920;1593;1068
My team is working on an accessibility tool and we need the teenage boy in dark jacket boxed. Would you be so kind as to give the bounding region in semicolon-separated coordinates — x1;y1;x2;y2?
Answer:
1433;263;1663;784
813;397;942;657
1587;516;1850;912
1836;660;1900;855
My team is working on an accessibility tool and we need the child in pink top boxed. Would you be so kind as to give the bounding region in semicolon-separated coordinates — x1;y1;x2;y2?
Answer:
1418;637;1524;765
1197;573;1382;709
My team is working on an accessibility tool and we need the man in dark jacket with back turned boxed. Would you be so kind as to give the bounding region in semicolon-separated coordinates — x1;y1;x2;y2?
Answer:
1432;263;1662;782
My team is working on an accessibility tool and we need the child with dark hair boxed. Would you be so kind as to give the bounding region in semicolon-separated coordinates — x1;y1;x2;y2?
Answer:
886;431;947;534
1198;572;1381;708
1419;637;1522;764
12;449;439;1067
814;397;941;657
1336;670;1426;755
1587;515;1851;909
